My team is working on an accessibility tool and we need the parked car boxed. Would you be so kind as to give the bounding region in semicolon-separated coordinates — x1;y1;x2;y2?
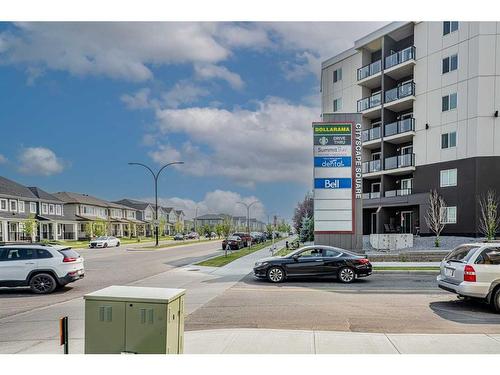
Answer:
232;232;253;247
222;235;244;250
173;233;185;240
0;244;85;294
253;245;372;283
250;232;266;243
437;243;500;312
89;236;120;248
210;232;217;239
186;232;200;239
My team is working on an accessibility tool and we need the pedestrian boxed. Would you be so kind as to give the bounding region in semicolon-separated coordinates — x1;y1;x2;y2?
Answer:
285;241;289;250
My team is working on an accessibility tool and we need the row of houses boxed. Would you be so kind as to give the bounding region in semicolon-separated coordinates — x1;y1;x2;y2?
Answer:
194;214;266;232
0;176;185;242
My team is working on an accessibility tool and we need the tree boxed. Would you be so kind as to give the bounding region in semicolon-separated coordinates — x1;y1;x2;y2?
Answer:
299;216;314;242
174;219;183;234
425;190;447;247
215;223;223;238
93;220;108;237
83;222;94;239
292;192;313;234
221;217;233;238
478;189;500;241
159;217;167;236
24;214;38;242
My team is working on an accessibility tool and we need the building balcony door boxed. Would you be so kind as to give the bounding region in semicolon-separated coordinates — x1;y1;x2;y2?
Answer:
401;211;413;234
370;212;377;234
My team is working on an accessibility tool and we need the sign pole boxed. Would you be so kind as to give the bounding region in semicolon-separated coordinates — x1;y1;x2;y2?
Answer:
60;316;69;354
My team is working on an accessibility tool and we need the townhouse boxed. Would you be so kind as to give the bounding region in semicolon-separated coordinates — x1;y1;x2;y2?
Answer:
321;21;500;236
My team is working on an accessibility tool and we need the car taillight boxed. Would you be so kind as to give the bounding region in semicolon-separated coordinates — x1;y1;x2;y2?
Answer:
356;258;370;265
464;265;476;282
63;257;77;263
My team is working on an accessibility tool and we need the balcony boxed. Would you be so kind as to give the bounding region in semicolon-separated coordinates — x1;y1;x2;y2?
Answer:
384;46;416;80
357;92;382;118
384;153;415;174
363;192;381;199
362;159;382;178
357;60;382;88
384;81;415;112
384;118;415;144
384;188;413;198
361;127;382;149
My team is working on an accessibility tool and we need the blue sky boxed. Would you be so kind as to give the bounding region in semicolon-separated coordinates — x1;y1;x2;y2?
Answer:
0;22;384;220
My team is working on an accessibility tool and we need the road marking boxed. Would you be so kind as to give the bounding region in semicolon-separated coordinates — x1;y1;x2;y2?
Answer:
229;287;442;293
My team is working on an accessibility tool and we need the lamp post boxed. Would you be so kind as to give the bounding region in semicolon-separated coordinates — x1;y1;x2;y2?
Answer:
128;161;184;246
236;200;258;235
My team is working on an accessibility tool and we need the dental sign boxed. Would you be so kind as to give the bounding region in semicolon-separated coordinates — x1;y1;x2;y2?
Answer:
313;122;362;233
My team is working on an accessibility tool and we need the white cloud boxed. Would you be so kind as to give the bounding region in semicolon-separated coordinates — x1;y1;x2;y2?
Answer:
162;81;210;108
121;88;155;110
0;154;7;164
147;189;266;220
150;97;319;186
18;147;64;176
148;144;182;164
194;63;244;90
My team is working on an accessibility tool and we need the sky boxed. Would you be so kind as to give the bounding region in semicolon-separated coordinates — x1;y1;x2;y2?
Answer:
0;22;385;221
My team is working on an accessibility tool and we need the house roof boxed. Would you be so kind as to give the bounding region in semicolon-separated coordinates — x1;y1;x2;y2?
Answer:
28;187;63;203
175;210;184;216
195;214;225;220
113;198;152;211
0;176;38;200
54;192;110;207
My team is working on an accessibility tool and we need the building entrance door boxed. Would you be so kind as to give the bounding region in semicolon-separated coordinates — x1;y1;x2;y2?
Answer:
401;211;413;234
371;212;377;234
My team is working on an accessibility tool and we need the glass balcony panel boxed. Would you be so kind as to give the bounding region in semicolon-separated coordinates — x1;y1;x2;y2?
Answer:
362;193;371;199
370;93;381;107
357;97;370;112
362;130;370;142
370;60;382;75
399;118;414;133
371;192;381;199
399;82;414;98
384;156;398;170
385;190;397;197
398;154;414;167
370;127;381;140
385;87;398;103
371;159;381;172
384;121;398;137
400;46;415;63
385;53;398;69
358;65;370;80
400;188;412;196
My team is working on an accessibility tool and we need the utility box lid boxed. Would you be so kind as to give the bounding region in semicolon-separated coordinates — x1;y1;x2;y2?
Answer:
84;285;185;304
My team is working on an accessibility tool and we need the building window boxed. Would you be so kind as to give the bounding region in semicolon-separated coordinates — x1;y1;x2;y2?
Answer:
442;54;458;74
9;200;17;212
18;201;25;213
333;98;342;112
42;203;48;215
441;206;457;224
0;199;7;211
30;202;37;213
443;21;459;35
333;68;342;83
442;93;457;111
56;205;62;216
49;204;55;215
441;131;457;149
440;168;457;187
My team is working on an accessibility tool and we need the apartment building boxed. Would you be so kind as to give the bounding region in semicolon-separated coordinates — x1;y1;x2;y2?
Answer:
321;22;500;236
194;214;266;232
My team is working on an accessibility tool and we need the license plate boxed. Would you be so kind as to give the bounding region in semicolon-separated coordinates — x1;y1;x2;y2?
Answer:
445;268;454;277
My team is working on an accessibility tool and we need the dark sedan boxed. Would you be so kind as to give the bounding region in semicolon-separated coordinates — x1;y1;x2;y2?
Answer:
253;245;372;283
222;235;244;250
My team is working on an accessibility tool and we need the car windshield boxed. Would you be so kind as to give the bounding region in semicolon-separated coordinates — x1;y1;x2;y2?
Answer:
95;236;107;240
444;245;480;262
228;236;240;240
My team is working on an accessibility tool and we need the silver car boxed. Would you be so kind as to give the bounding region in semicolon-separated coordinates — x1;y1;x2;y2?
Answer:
437;243;500;312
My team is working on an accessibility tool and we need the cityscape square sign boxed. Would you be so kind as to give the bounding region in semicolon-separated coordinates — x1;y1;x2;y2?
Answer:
312;114;362;250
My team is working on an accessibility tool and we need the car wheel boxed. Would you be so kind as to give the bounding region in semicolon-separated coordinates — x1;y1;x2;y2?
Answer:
104;243;108;248
338;267;355;283
29;273;57;294
492;287;500;313
116;242;120;247
267;266;285;283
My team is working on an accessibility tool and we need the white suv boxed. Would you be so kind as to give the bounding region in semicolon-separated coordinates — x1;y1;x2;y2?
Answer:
437;243;500;312
0;244;85;294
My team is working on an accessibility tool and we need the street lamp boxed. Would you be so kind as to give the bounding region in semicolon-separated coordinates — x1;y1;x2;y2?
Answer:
236;200;259;235
128;161;184;246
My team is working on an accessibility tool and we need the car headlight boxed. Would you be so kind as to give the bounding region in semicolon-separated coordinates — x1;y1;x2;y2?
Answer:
254;261;268;267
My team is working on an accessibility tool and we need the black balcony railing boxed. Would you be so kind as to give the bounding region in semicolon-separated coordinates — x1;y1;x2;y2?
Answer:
357;60;382;81
362;159;382;174
384;188;413;197
384;118;415;137
385;46;416;70
362;192;381;199
362;127;382;142
357;92;382;112
384;153;415;170
384;81;415;103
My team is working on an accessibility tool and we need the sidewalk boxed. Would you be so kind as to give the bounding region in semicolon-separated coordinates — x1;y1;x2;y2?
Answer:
0;238;289;354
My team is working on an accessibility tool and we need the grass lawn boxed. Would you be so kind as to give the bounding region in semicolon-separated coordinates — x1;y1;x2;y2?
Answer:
53;236;174;248
141;238;217;249
196;239;279;267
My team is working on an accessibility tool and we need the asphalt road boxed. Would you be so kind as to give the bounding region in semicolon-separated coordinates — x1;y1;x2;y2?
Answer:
0;240;222;319
186;272;500;334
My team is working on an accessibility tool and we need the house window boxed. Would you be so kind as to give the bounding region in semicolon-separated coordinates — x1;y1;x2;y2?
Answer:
333;68;342;83
0;199;7;211
42;203;48;215
443;21;459;35
442;54;458;74
9;200;17;212
441;206;457;224
441;131;457;149
440;168;457;187
18;201;25;213
49;204;55;215
30;202;37;213
56;205;62;216
333;98;342;112
442;93;457;111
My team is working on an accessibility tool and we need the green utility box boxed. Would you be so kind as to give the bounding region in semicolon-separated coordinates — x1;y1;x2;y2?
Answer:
84;285;185;354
